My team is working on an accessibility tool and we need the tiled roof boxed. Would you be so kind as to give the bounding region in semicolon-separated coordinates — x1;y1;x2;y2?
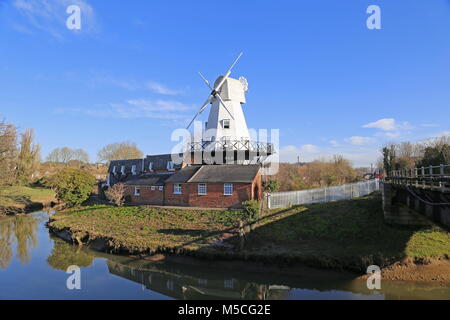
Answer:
188;165;260;183
123;173;174;186
108;154;184;173
166;164;260;184
165;165;201;183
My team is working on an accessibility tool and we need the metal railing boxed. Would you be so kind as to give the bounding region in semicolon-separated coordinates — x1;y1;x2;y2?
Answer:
188;140;273;154
388;164;450;188
267;179;380;209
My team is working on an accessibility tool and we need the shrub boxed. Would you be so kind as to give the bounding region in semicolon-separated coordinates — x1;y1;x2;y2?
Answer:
47;168;96;207
263;180;280;192
241;200;260;222
105;183;126;207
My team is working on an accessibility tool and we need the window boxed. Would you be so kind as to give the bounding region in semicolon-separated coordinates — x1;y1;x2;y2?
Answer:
151;186;156;191
134;187;140;196
167;161;175;171
224;279;234;289
224;183;233;195
112;166;116;174
121;165;125;175
223;119;230;129
131;165;136;175
173;184;182;194
159;186;164;191
148;162;153;171
198;183;207;195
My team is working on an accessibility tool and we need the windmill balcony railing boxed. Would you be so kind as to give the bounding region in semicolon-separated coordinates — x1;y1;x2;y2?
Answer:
387;164;450;189
187;139;274;154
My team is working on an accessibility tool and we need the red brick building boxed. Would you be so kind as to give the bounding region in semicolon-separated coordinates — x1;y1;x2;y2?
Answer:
108;155;262;209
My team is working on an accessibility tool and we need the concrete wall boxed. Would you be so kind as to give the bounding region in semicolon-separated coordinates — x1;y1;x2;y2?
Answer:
381;182;450;227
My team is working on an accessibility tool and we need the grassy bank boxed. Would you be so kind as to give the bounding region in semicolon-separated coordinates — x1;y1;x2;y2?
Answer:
241;193;450;271
49;205;243;253
0;185;55;214
48;193;450;273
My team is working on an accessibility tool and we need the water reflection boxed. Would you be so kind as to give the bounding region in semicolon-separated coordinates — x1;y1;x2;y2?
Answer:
107;260;290;300
2;212;449;300
0;214;39;268
47;240;94;271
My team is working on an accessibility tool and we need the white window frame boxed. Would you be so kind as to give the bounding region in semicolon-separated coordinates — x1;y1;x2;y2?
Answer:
121;165;125;175
131;165;137;175
224;183;233;196
167;161;175;171
112;166;116;174
149;162;153;171
159;186;164;191
134;186;140;196
151;186;156;191
173;184;182;194
223;119;230;129
198;183;207;195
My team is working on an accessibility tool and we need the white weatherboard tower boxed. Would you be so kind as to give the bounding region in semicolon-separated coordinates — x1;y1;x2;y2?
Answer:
187;52;251;145
186;53;273;164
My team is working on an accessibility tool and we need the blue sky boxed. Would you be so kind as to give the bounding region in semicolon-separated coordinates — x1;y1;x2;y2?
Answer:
1;0;449;166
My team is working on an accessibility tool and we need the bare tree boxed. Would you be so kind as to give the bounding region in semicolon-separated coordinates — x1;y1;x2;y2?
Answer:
46;147;90;166
0;120;17;185
15;129;40;185
97;142;143;164
105;183;126;206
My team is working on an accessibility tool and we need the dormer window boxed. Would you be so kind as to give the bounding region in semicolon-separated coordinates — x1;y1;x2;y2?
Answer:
121;165;125;175
112;166;116;174
223;119;230;129
167;161;175;171
149;162;153;171
131;165;136;175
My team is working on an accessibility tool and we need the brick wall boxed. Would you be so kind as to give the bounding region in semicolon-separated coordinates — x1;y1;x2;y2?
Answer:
124;185;164;205
164;178;261;208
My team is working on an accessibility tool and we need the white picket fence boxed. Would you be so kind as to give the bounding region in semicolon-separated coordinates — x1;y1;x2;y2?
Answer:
267;179;380;209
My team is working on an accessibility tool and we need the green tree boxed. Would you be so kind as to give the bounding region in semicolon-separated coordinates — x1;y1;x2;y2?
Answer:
15;129;40;185
417;145;450;167
48;168;96;207
382;144;396;174
263;180;280;192
97;141;143;164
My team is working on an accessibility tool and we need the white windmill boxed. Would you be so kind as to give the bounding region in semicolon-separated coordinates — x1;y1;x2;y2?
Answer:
187;52;251;143
186;53;272;164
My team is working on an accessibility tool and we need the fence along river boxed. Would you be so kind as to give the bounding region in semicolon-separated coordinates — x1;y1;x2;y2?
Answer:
267;179;380;209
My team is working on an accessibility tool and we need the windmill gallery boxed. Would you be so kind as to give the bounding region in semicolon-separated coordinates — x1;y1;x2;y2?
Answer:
106;53;274;209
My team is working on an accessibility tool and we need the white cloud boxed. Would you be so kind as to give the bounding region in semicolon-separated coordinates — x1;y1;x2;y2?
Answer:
420;123;440;128
363;118;397;131
301;144;319;153
54;99;193;119
345;136;375;145
12;0;97;39
279;144;379;167
91;76;183;95
146;81;183;96
329;140;339;147
126;99;191;112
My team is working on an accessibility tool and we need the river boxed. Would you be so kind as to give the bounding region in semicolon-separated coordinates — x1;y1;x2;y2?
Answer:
0;211;449;300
